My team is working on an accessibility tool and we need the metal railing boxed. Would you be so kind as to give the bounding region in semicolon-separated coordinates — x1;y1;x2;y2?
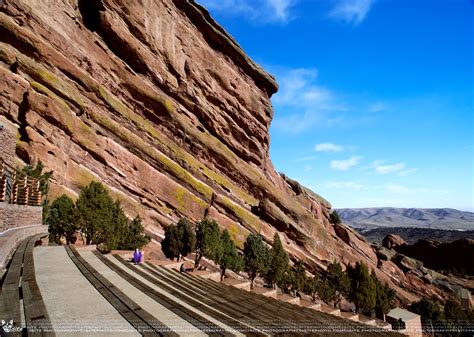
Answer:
0;158;42;206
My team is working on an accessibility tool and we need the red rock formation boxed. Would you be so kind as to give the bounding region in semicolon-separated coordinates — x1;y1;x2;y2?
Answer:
0;0;448;304
383;234;406;249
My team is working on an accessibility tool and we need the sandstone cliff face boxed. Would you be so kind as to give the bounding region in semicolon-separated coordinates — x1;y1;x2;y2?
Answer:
0;0;443;303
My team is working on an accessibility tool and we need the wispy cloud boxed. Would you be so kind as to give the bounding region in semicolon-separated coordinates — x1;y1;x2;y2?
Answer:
326;181;364;190
368;102;387;113
272;68;346;133
384;183;410;193
397;168;418;177
330;156;362;171
315;142;344;153
294;155;318;162
329;0;375;26
375;162;406;174
198;0;297;23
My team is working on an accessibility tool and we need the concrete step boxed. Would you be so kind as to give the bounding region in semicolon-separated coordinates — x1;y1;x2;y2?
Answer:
222;277;251;291
340;311;359;321
189;269;221;282
359;315;377;326
299;299;322;310
320;304;341;316
251;286;277;298
277;294;300;305
374;319;392;330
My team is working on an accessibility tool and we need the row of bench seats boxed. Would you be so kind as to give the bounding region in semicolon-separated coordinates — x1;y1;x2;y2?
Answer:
0;234;52;336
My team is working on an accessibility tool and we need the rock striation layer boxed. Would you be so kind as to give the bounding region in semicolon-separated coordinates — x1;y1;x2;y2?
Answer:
0;0;448;303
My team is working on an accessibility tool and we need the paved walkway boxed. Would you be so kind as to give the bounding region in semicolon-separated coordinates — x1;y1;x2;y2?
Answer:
34;246;140;336
79;249;206;336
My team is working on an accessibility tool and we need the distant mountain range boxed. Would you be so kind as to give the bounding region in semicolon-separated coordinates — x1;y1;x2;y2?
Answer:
336;208;474;231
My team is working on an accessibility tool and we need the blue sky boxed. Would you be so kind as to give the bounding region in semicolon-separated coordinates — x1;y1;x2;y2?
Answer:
198;0;473;211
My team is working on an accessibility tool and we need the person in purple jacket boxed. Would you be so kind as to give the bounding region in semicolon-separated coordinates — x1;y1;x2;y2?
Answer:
133;248;142;264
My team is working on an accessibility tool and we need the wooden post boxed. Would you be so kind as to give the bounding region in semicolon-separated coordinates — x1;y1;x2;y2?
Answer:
11;170;17;204
0;158;5;202
24;175;29;205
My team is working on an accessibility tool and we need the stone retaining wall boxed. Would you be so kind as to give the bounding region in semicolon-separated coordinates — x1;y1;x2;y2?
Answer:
0;202;43;233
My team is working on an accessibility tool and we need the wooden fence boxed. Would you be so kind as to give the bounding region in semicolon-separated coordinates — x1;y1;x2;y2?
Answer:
0;158;42;206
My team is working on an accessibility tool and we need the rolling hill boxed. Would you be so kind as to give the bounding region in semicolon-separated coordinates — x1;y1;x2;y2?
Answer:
336;208;474;231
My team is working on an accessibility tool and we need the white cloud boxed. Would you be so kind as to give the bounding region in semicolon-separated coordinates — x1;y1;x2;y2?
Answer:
315;142;344;153
330;156;362;171
385;183;410;193
294;155;318;162
375;162;406;174
326;181;364;190
329;0;375;26
368;102;386;113
197;0;296;23
398;168;418;177
272;68;347;133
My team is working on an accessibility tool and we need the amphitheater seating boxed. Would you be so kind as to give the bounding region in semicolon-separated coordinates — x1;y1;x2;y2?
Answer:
0;234;52;335
1;243;401;336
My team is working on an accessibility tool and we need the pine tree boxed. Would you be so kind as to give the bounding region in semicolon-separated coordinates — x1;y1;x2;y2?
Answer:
304;275;320;301
218;229;240;281
195;219;222;269
372;274;395;319
161;224;182;260
243;234;270;289
347;262;376;314
291;260;307;296
119;216;150;250
330;210;342;225
48;194;78;245
265;233;289;289
176;218;196;259
76;182;116;245
326;261;351;307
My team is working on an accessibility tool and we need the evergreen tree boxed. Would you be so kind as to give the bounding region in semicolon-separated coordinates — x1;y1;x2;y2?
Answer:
279;269;294;294
161;224;182;260
410;298;444;335
304;275;320;301
347;262;376;314
48;194;78;245
372;274;395;319
265;233;289;289
326;261;351;308
22;160;52;195
317;277;337;304
444;298;464;322
76;182;128;250
243;233;270;289
195;219;222;269
22;160;53;223
119;216;150;250
330;210;342;225
218;229;240;281
176;218;196;259
291;260;307;296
